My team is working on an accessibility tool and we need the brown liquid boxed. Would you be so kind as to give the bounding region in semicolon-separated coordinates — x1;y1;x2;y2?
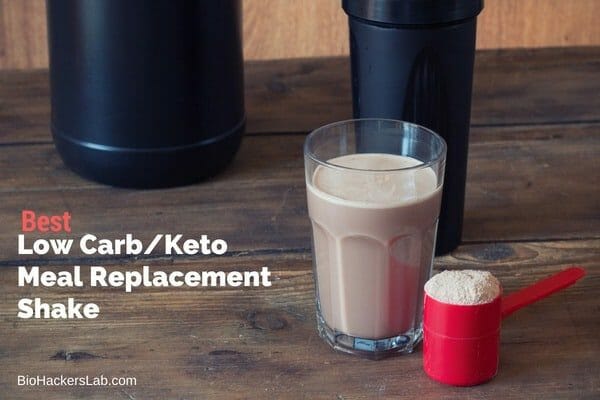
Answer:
307;153;442;339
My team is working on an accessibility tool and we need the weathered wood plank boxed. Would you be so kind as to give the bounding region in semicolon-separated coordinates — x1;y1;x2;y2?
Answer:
1;48;599;144
1;125;598;263
465;124;600;243
0;239;597;399
1;47;598;400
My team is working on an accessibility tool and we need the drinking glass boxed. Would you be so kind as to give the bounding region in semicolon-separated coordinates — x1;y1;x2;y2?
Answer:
304;119;446;359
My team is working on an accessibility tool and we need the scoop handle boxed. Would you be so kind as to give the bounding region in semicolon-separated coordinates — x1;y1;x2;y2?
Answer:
501;266;585;319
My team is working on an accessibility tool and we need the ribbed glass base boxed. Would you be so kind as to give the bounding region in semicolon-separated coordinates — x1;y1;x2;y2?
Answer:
316;312;422;360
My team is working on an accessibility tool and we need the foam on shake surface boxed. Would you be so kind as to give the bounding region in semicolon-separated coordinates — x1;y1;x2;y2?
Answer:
313;153;438;205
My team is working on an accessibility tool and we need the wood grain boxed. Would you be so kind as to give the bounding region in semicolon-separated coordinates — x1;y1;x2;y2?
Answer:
0;48;598;399
1;0;599;69
1;125;598;264
477;0;600;49
242;0;348;60
1;48;599;145
0;240;598;399
0;0;47;70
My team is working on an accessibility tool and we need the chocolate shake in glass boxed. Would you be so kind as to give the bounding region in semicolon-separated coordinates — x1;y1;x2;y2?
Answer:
304;119;446;358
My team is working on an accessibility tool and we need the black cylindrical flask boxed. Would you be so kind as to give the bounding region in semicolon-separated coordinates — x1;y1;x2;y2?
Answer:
343;0;484;254
47;0;245;188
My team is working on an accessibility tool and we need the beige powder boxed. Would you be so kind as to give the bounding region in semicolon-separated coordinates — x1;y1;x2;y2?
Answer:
424;270;501;305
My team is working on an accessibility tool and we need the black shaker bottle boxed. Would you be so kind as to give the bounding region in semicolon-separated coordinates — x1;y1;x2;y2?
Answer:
46;0;245;188
343;0;484;254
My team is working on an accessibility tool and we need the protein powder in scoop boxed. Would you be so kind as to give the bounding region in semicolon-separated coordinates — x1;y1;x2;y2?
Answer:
423;267;584;386
424;270;501;305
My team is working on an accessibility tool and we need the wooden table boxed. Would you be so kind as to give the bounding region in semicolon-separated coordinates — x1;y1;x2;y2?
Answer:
1;47;598;399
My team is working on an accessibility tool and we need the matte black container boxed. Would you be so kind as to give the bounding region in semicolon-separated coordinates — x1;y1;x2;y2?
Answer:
47;0;245;188
343;0;483;254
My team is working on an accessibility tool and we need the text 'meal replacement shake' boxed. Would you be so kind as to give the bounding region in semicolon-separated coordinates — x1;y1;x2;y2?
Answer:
307;153;442;342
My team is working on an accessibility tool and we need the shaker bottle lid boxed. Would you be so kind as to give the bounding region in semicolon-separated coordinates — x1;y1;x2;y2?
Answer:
342;0;484;25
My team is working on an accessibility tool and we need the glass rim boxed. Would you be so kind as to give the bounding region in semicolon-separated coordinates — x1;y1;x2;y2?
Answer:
304;118;447;173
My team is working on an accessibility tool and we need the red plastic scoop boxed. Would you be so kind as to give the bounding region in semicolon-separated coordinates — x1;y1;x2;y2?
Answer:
423;266;585;387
